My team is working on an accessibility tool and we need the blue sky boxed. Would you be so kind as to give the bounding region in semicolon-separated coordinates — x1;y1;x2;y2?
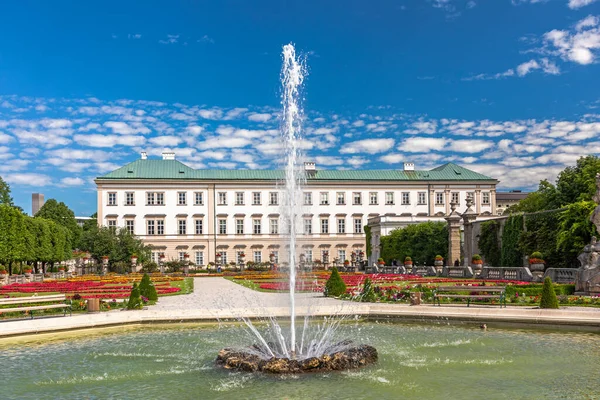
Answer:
0;0;599;216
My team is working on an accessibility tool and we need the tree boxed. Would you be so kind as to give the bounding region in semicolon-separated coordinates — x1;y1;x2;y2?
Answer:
80;226;150;269
556;201;596;265
505;180;559;214
478;220;501;267
380;221;448;265
35;199;81;249
540;276;559;309
324;268;347;297
360;278;376;302
127;283;143;310
138;273;158;301
0;204;26;274
0;176;14;206
555;155;600;206
82;212;98;233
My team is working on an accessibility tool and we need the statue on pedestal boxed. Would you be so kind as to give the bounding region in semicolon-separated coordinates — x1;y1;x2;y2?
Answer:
575;173;600;295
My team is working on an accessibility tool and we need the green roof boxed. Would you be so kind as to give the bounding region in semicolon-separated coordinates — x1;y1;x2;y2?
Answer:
96;159;496;182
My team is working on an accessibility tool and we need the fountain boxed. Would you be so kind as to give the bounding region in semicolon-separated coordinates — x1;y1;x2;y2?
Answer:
216;44;377;373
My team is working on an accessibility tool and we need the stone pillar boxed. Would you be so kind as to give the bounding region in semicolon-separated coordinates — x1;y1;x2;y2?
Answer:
462;196;478;267
445;202;462;267
474;189;481;215
490;188;497;215
444;188;451;215
429;188;435;216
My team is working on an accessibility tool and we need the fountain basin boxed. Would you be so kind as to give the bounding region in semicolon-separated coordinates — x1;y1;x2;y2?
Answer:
216;342;378;373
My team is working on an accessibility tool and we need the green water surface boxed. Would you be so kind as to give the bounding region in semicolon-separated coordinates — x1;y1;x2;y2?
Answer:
1;321;599;400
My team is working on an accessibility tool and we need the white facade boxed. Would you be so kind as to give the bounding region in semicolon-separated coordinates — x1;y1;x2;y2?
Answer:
95;154;498;266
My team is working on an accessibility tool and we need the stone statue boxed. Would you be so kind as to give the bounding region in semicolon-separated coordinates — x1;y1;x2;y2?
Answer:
575;173;600;295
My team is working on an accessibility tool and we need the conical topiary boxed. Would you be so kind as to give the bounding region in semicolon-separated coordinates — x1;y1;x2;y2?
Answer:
324;267;347;297
138;273;158;301
127;282;143;310
540;276;559;309
360;278;376;302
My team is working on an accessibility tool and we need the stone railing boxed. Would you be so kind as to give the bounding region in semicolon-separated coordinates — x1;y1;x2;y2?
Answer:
442;266;474;278
411;265;438;276
7;275;26;284
479;267;533;282
543;268;576;283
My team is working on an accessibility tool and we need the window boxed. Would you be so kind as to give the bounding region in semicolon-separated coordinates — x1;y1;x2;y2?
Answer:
178;219;186;235
218;192;227;205
401;192;410;205
107;219;117;229
270;219;279;234
178;252;186;261
304;218;312;234
253;219;261;235
322;250;329;264
194;192;204;205
219;219;227;234
125;192;134;206
195;251;204;266
467;192;475;203
338;250;346;263
354;218;362;234
321;218;329;234
195;219;203;235
304;250;313;262
320;192;329;205
482;192;490;205
337;218;345;234
235;192;244;205
386;192;395;205
236;219;244;235
146;192;164;205
253;251;262;263
304;192;312;205
270;192;279;205
178;192;187;206
146;220;155;235
253;192;261;205
108;192;116;206
237;251;245;264
336;192;345;205
435;192;444;205
369;192;378;205
220;252;228;264
125;220;134;234
353;192;362;205
157;220;164;235
418;192;427;205
451;192;459;205
271;251;279;264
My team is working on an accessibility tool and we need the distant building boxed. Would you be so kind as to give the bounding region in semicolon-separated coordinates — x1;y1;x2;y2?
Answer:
495;190;530;215
32;193;44;216
75;216;93;227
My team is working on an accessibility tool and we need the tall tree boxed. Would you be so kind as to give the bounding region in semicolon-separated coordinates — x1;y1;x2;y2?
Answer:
0;176;14;206
0;204;26;274
555;155;600;206
35;198;81;249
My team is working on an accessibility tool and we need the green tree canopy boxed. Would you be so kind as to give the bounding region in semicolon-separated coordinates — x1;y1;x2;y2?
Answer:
35;198;81;248
0;176;14;206
380;221;448;265
80;226;150;269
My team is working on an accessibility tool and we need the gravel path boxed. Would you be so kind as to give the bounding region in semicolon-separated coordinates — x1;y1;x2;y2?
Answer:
151;277;345;311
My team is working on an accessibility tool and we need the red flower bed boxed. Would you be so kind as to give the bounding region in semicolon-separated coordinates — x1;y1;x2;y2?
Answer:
0;280;180;299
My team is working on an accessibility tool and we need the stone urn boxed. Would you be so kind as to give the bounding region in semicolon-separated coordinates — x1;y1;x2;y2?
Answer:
0;271;7;285
101;256;109;274
471;262;483;275
529;263;545;281
130;256;138;273
434;259;444;275
159;255;165;274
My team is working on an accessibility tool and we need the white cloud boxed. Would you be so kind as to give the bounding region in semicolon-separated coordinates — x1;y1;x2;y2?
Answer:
543;16;600;65
340;138;395;154
74;134;146;147
248;113;272;122
197;136;251;150
4;173;52;187
104;121;150;135
60;177;85;186
159;34;179;44
568;0;598;9
149;136;183;146
0;132;13;144
517;60;540;76
447;139;494;153
397;137;448;153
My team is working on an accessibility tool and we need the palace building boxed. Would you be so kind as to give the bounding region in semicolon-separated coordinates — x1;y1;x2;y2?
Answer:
95;152;498;267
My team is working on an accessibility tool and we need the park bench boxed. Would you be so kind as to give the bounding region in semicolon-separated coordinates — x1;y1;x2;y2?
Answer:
433;286;506;307
0;294;72;319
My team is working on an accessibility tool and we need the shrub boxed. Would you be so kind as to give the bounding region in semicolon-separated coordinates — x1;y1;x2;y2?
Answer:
377;257;384;264
138;273;158;301
404;256;412;263
127;282;143;310
324;268;347;297
540;277;559;309
360;278;377;302
435;255;443;261
141;261;159;273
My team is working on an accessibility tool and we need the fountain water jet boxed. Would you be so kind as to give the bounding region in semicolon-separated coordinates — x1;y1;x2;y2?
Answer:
216;43;377;373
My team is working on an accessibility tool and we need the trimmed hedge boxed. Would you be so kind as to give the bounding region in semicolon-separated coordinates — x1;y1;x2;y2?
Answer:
504;283;575;297
324;268;346;297
540;276;559;309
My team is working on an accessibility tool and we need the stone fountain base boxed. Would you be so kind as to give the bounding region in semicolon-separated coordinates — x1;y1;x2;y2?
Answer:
216;341;378;373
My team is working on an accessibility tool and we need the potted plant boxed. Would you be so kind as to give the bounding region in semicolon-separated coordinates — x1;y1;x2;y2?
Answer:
23;266;33;276
0;266;7;275
471;254;483;272
131;253;138;260
377;257;385;266
434;255;444;266
529;251;545;280
58;266;66;271
404;256;413;266
343;259;350;266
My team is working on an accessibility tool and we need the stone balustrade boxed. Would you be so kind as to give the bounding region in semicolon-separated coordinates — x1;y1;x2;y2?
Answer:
543;268;577;284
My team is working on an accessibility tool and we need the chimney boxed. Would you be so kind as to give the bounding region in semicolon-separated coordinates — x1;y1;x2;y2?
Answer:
304;162;316;171
140;151;147;160
403;162;415;171
162;152;175;160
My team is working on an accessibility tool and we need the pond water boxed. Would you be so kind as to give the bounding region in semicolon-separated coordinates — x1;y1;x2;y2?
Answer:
2;321;599;400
